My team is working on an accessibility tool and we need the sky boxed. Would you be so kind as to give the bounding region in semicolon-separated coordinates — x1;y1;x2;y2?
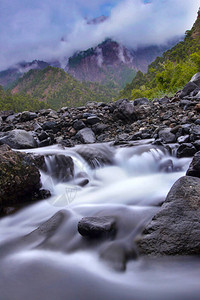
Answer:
0;0;199;71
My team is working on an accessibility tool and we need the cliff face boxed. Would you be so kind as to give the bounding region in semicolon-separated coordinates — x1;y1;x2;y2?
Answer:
67;39;179;89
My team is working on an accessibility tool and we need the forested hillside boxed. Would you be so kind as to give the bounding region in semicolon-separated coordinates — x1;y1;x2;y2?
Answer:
11;66;118;109
0;85;47;112
119;10;200;100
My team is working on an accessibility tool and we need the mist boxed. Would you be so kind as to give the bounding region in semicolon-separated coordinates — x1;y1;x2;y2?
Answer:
0;0;199;71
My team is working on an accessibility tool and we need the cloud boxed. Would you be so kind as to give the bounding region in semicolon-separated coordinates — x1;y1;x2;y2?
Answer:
0;0;199;71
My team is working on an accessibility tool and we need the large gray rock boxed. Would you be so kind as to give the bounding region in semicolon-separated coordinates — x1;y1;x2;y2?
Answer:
179;82;198;98
76;128;96;144
0;129;37;149
0;144;41;206
186;151;200;178
136;176;200;255
113;99;137;121
190;72;200;87
158;128;176;143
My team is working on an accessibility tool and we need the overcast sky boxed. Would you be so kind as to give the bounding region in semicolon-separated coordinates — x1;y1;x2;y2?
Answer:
0;0;199;71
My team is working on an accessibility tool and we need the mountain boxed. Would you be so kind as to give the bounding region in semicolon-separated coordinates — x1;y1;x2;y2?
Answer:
119;9;200;100
67;39;180;89
11;66;118;109
0;60;49;89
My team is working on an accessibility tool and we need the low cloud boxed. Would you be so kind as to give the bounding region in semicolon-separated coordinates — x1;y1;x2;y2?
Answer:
0;0;199;71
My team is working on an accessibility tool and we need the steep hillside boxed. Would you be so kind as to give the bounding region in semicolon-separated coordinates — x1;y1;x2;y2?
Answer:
67;39;177;89
11;66;118;109
119;10;200;100
0;85;47;112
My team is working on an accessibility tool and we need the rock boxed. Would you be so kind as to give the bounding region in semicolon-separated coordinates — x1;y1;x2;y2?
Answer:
73;120;86;131
6;113;21;123
190;72;200;87
177;143;196;158
20;111;37;122
42;121;59;133
179;82;198;98
76;144;114;168
92;123;108;134
114;99;137;121
76;128;96;144
0;129;37;149
0;144;41;206
44;154;74;182
194;140;200;151
86;116;101;125
177;135;190;144
0;117;2;127
134;97;149;106
136;176;200;255
158;128;176;143
186;151;200;178
78;216;116;238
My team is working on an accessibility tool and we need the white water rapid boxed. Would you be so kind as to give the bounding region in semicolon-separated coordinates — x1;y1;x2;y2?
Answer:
0;141;200;300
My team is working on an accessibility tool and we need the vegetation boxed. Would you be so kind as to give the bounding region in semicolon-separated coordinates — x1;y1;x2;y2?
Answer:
11;66;118;109
0;85;47;112
119;10;200;100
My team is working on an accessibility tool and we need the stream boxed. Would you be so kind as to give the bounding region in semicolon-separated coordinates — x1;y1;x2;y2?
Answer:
0;141;200;300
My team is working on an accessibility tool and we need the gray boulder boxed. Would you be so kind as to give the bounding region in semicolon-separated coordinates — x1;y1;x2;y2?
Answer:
190;72;200;87
134;97;149;106
179;82;198;98
136;176;200;255
186;151;200;178
114;99;137;121
0;129;37;149
76;128;96;144
177;143;196;157
158;128;176;143
78;216;116;238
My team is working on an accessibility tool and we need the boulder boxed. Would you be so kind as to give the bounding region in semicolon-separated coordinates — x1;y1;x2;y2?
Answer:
136;176;200;255
76;128;96;144
177;143;196;158
20;111;37;122
158;128;176;143
190;72;200;87
86;116;101;125
113;99;137;121
179;82;198;98
0;129;37;149
0;145;41;206
186;151;200;178
78;216;116;238
134;97;149;106
73;120;86;131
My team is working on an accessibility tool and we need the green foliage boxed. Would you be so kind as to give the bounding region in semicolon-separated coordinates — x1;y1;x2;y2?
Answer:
11;66;118;109
0;86;48;112
119;11;200;101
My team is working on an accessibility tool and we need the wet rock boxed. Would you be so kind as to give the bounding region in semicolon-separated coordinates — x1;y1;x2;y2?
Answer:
44;154;74;182
76;128;96;144
177;143;196;158
177;135;190;144
134;97;149;106
0;129;37;149
186;151;200;178
78;216;116;238
76;144;114;168
158;128;176;144
0;144;41;206
92;123;108;134
136;176;200;255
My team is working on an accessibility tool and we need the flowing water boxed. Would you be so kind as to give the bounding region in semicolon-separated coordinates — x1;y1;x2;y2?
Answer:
0;141;200;300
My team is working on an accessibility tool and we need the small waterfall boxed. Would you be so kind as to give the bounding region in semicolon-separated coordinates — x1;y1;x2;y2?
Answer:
0;142;198;300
